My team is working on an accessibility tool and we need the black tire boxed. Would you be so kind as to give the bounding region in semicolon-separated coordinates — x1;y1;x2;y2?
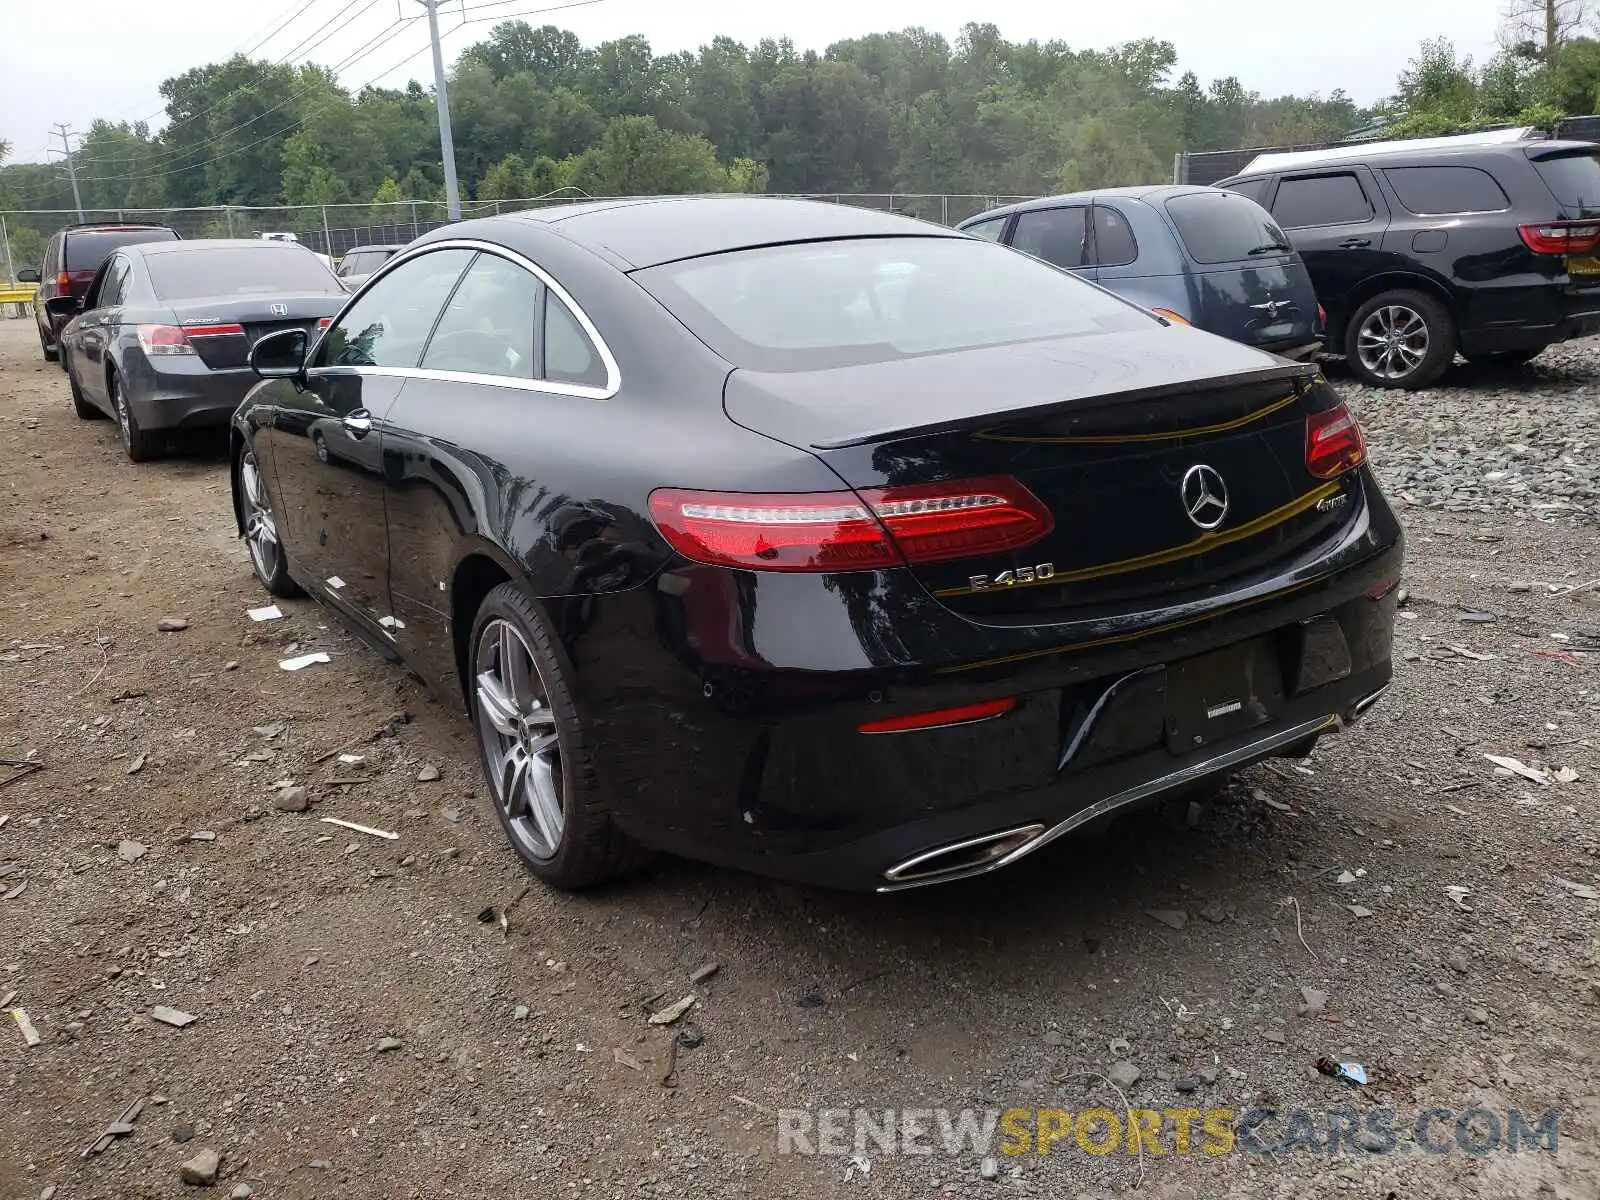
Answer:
110;371;162;462
1464;347;1545;367
468;581;645;889
236;447;300;598
66;362;101;420
38;325;58;364
1343;289;1457;390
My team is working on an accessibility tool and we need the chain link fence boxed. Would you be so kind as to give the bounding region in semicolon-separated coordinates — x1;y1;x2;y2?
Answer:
0;193;1037;283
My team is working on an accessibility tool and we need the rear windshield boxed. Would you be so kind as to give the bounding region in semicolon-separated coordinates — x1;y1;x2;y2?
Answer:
147;247;341;300
1164;192;1292;265
1532;150;1600;213
633;236;1154;372
65;228;177;272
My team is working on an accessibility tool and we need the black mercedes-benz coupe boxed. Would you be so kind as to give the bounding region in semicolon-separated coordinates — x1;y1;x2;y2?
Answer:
56;239;346;461
230;197;1402;893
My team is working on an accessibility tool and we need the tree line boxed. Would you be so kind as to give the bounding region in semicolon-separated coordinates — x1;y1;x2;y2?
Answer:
4;13;1600;257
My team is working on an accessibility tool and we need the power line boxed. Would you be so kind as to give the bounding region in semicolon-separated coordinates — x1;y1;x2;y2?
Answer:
71;21;443;188
242;0;328;58
70;17;417;183
272;0;384;67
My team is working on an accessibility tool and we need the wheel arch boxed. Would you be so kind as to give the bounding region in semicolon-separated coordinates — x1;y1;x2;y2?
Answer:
228;427;248;537
449;543;534;715
1329;271;1458;344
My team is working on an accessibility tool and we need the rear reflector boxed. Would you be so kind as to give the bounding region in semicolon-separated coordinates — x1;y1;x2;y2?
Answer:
1518;221;1600;255
1366;575;1400;601
1305;402;1366;479
135;324;195;356
317;317;332;330
1151;307;1189;325
648;476;1053;572
182;323;245;338
858;697;1016;734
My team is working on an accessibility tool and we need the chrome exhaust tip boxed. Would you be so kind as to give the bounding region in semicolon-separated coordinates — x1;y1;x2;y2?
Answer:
880;823;1046;891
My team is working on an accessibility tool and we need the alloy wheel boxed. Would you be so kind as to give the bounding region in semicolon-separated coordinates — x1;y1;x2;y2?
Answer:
113;380;132;452
239;452;282;581
474;618;565;860
1355;304;1429;381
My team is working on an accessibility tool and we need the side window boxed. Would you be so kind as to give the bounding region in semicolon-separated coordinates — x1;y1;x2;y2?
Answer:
1222;177;1269;205
964;217;1007;242
1271;173;1373;228
543;290;608;389
420;252;540;380
1010;206;1090;269
316;247;475;369
99;258;132;307
1092;206;1138;267
1382;166;1510;215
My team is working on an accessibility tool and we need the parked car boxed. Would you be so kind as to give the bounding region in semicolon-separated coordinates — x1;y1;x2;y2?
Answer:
58;238;346;461
232;197;1401;893
18;222;179;365
958;186;1324;360
256;231;336;273
334;243;403;290
1217;130;1600;388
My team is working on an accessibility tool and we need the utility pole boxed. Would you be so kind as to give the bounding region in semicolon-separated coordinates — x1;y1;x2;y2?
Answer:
419;0;462;221
50;123;85;221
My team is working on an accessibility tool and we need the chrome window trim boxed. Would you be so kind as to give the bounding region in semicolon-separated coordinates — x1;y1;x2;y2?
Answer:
312;237;621;400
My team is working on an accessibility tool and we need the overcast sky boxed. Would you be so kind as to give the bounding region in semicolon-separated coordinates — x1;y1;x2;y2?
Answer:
2;0;1504;165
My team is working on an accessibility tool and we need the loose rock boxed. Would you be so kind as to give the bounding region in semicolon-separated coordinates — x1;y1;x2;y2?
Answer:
273;786;309;813
157;616;190;633
980;1157;999;1181
1298;987;1330;1018
1106;1060;1141;1089
116;840;147;864
1145;908;1188;931
179;1147;220;1186
377;1035;403;1052
416;764;440;782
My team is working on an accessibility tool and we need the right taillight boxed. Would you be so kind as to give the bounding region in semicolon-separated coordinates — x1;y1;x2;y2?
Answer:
648;476;1054;572
1151;307;1189;325
1518;221;1600;255
135;324;196;356
1306;403;1366;479
55;272;71;292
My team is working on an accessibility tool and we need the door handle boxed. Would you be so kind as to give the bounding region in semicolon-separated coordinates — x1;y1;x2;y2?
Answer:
1338;237;1371;249
343;413;372;436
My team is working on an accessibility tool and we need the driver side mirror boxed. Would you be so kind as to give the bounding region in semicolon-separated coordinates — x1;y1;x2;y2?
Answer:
45;296;81;320
16;268;39;284
250;327;308;379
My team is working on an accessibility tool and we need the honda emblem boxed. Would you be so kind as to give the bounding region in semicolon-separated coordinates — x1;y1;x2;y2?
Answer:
268;302;288;316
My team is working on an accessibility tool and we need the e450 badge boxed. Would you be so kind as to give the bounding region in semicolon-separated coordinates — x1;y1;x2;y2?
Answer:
969;563;1055;591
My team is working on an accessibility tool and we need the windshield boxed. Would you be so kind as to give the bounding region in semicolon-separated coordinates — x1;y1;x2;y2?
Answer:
148;247;341;300
1165;192;1292;264
65;228;176;272
1532;151;1600;214
634;236;1155;371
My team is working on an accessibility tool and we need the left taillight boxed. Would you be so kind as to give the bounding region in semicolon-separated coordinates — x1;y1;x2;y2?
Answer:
648;476;1054;572
135;325;195;356
1306;402;1366;479
316;317;332;331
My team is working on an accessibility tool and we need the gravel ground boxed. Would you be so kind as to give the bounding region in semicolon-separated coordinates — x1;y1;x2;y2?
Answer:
1;321;1598;1200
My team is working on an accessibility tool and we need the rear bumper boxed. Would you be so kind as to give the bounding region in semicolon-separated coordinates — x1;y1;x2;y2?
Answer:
576;472;1404;891
126;363;259;431
1459;285;1600;353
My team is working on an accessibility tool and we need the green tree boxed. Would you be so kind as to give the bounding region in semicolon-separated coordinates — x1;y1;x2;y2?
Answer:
568;115;736;195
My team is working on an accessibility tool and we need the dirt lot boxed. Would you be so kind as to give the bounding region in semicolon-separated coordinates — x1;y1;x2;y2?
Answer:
2;317;1599;1200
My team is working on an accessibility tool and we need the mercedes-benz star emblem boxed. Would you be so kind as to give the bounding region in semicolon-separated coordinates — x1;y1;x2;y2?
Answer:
1180;464;1229;531
269;302;288;316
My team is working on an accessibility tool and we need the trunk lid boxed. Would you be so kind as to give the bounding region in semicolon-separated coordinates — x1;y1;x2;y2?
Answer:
173;294;342;370
724;327;1356;622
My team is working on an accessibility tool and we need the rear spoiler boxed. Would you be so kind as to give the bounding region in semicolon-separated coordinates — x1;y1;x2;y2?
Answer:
810;358;1318;450
1524;140;1600;160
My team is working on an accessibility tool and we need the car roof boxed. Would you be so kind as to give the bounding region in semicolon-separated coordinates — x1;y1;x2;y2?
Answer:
345;244;403;253
504;196;960;269
959;185;1224;226
1229;134;1597;177
129;238;312;257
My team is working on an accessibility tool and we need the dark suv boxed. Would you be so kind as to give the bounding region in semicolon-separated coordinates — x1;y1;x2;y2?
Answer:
19;223;180;364
1218;135;1600;388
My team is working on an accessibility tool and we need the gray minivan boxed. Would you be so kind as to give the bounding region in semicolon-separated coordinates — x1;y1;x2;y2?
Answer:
959;185;1325;359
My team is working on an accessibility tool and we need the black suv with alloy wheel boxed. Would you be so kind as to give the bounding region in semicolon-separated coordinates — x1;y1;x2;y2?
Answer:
1218;134;1600;388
